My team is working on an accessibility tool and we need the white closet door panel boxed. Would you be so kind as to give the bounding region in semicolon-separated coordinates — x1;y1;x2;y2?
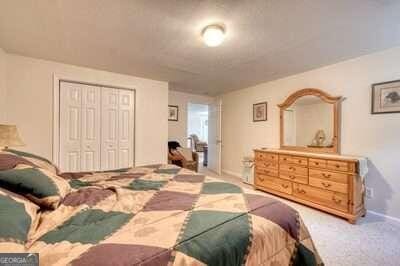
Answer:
118;90;134;168
101;87;119;170
60;82;135;172
60;82;82;172
81;85;101;171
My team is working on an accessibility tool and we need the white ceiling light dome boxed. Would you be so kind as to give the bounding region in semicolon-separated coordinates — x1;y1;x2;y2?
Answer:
202;24;225;47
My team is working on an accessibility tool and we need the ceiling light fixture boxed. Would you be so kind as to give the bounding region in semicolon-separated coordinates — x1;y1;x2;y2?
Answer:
202;24;225;47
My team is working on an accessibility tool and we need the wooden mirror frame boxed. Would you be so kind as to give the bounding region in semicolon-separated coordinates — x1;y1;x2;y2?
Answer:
278;88;343;154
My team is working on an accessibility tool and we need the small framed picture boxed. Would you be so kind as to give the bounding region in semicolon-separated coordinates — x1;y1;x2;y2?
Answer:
372;80;400;114
253;102;268;122
168;105;179;121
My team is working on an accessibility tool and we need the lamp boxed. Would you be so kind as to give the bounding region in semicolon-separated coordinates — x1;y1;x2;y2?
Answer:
0;124;25;150
202;24;225;47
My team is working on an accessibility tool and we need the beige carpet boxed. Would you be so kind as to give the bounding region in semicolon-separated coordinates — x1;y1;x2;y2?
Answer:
200;167;400;266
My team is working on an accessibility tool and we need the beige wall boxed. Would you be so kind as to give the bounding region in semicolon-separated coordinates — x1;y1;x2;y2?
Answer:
168;90;213;147
221;46;400;219
0;47;5;122
4;54;169;166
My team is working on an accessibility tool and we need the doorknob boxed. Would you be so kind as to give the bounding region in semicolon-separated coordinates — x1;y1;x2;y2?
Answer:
216;139;222;144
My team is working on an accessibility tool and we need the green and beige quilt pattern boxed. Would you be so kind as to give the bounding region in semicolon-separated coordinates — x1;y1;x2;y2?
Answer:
1;161;322;265
0;188;40;252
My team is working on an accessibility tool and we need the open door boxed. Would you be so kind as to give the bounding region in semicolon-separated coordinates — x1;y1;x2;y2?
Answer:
208;99;222;175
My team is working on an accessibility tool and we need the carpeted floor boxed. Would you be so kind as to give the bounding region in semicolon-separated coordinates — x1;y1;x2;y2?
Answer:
199;167;400;266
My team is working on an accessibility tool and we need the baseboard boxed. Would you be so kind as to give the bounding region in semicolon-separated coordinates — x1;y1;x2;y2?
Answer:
221;169;241;178
367;210;400;224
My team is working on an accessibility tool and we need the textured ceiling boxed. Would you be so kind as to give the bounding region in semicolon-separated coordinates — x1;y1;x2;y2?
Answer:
1;0;400;95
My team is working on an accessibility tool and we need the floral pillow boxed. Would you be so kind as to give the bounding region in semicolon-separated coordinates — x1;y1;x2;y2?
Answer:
0;166;71;209
0;188;40;252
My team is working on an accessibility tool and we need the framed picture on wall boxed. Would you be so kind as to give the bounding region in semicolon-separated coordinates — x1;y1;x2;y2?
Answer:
168;105;179;121
372;79;400;114
253;102;268;122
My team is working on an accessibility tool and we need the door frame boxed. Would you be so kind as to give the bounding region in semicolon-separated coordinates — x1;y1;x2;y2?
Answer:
187;102;210;149
207;99;222;175
52;74;136;169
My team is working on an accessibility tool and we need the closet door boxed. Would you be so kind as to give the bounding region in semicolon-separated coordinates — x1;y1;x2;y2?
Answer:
101;87;119;170
60;82;101;172
81;85;101;171
60;82;134;172
118;90;135;168
59;82;82;172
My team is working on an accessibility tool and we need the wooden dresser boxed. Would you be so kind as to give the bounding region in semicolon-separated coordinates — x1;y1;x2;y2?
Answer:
254;149;366;223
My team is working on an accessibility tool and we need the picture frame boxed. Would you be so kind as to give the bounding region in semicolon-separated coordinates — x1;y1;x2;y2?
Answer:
253;102;268;122
168;105;179;121
372;79;400;114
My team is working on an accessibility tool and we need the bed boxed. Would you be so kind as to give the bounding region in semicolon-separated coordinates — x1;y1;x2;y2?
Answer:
0;150;322;266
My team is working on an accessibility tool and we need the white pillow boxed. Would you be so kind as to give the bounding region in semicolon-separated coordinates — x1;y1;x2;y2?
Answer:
177;147;193;161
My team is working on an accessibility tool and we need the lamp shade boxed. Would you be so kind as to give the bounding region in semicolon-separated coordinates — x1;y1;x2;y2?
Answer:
0;125;25;148
202;25;225;47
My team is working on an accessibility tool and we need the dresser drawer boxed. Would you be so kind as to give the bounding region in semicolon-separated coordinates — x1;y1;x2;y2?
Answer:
279;163;308;176
326;160;349;172
256;175;292;195
309;158;327;168
293;183;348;212
280;172;308;184
255;167;278;177
309;169;348;184
255;152;278;162
309;177;348;194
255;160;278;169
279;155;308;166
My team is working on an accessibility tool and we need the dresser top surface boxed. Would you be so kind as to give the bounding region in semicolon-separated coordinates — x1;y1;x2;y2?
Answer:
254;148;366;162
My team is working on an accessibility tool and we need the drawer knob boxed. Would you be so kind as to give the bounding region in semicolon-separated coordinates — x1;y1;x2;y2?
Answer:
264;163;270;167
258;176;265;182
321;182;331;188
296;188;306;194
332;196;342;204
289;166;296;171
315;162;319;165
335;164;340;168
281;184;289;189
298;160;302;163
322;173;331;178
289;175;296;179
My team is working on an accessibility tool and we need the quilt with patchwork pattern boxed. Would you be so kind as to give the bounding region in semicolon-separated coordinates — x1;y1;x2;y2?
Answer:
25;164;322;266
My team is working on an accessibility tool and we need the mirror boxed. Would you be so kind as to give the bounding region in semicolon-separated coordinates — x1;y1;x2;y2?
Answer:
283;96;334;147
279;89;342;154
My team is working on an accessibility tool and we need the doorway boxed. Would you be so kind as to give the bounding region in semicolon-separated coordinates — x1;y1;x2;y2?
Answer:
187;100;222;175
187;103;209;166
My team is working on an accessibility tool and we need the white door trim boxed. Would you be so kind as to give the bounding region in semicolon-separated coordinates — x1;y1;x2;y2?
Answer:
52;74;136;169
207;98;222;175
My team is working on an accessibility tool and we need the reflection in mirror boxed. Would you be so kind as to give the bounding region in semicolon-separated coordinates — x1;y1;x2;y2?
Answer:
283;96;334;148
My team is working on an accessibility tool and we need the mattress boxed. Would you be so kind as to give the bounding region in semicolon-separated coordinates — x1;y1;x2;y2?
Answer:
11;164;322;265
